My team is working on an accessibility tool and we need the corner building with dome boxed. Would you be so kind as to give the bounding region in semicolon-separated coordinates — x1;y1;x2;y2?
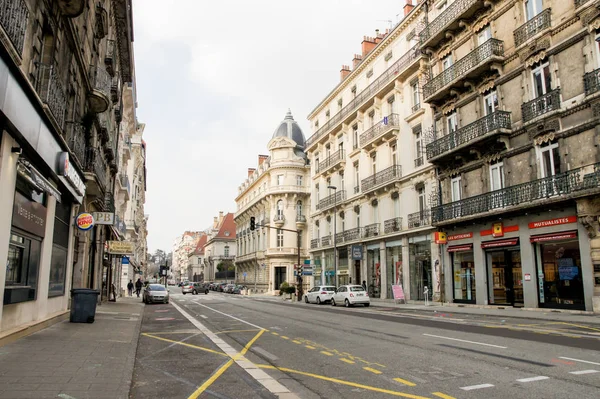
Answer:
234;111;311;294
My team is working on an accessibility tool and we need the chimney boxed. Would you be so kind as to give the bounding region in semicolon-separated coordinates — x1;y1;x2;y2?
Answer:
361;36;376;57
404;0;414;17
374;29;384;44
340;65;351;81
248;168;256;177
219;211;224;224
352;54;362;70
258;155;269;166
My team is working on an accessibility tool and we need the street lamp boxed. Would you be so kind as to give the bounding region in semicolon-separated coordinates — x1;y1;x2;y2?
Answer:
327;185;338;288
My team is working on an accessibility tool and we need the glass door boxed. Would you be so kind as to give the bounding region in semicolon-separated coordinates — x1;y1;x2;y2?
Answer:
487;249;523;306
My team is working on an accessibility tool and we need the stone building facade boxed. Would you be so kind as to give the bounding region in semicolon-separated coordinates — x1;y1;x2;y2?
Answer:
203;212;236;282
235;112;311;294
0;0;143;336
305;3;441;301
419;0;600;311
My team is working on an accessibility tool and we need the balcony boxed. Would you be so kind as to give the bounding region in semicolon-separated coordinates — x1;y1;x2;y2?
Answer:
514;9;551;48
0;0;28;55
65;123;86;167
88;65;111;113
408;209;432;229
521;88;561;123
273;214;285;227
335;231;345;244
306;44;421;149
426;111;512;163
316;149;345;176
414;157;424;168
316;190;346;212
36;64;67;128
105;39;115;76
432;163;600;225
321;235;332;247
584;68;600;96
84;148;108;195
384;217;403;234
419;0;488;49
296;214;307;228
360;114;400;150
111;73;120;103
114;104;122;123
104;194;115;213
343;227;362;242
361;165;402;194
354;185;360;194
363;223;380;238
57;0;84;17
97;111;111;143
118;174;130;199
423;39;505;103
123;134;132;162
310;238;320;249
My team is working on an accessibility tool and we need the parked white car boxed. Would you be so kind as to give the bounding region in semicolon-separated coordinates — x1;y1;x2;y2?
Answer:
331;285;370;307
304;286;336;304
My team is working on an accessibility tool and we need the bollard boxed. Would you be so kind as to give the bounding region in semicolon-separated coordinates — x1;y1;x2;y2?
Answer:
424;286;429;306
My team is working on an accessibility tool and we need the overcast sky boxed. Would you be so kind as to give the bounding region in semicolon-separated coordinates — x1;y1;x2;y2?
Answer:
133;0;405;252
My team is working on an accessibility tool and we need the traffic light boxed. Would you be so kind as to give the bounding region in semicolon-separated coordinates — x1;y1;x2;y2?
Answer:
250;216;256;230
298;264;303;276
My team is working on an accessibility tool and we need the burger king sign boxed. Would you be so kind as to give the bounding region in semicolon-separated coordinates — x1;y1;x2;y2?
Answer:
76;213;95;231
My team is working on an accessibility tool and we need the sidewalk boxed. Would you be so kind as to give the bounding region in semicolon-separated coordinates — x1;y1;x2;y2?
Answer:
0;295;143;399
369;299;600;325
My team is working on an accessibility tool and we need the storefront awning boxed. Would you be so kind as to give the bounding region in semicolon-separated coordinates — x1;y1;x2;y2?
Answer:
481;238;519;249
530;231;578;243
447;244;473;252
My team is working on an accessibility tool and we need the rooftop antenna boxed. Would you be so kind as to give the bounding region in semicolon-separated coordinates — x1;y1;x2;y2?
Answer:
377;19;393;30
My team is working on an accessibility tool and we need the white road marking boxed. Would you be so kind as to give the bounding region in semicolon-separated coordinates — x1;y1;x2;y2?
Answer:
516;376;549;383
423;333;507;349
460;384;495;391
559;357;600;366
569;370;599;375
200;315;208;319
170;302;292;396
194;302;263;329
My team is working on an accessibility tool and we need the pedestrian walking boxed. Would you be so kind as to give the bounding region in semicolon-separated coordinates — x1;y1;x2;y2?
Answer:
362;280;367;291
135;278;143;297
127;280;134;296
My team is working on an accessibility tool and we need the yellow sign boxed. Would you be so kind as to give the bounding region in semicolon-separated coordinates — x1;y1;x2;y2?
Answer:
492;222;504;238
107;241;134;255
434;232;447;244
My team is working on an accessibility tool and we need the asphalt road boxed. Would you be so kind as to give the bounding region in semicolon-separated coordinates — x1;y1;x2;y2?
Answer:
131;290;600;399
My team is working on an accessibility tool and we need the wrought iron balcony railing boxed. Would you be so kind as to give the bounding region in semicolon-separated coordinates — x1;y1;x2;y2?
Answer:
316;190;346;211
317;149;345;174
310;238;320;249
105;39;115;76
0;0;28;54
104;194;115;213
321;235;332;247
65;123;86;166
584;68;600;96
306;44;421;147
360;114;400;147
273;214;285;223
384;217;403;234
522;88;561;123
408;209;431;228
426;111;512;160
514;9;551;47
296;215;307;223
419;0;481;47
364;223;380;238
361;165;402;192
84;148;108;191
423;39;504;101
411;103;421;113
343;227;362;242
36;63;67;128
414;157;424;168
89;65;111;96
335;231;345;244
432;163;600;224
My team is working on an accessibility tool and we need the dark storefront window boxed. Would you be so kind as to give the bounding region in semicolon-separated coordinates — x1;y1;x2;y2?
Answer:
410;240;431;301
386;245;402;298
367;248;381;298
537;239;584;309
49;201;70;297
452;251;475;303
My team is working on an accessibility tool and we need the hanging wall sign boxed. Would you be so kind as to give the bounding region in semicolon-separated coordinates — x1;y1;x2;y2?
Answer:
75;213;95;231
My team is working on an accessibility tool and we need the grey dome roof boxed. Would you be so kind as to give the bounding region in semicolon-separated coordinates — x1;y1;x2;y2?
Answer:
272;109;306;148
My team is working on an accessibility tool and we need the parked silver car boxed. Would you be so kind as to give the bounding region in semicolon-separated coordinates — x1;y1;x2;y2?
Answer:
143;284;169;304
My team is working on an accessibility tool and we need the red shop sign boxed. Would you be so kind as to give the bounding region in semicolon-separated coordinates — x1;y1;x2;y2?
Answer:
447;244;473;252
528;216;577;229
481;238;519;249
448;233;473;241
530;231;578;243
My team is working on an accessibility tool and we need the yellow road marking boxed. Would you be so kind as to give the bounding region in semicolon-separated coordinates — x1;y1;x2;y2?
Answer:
340;358;355;364
550;322;600;333
257;364;430;399
271;332;279;335
292;340;302;344
281;336;289;340
141;333;227;357
432;392;456;399
187;329;264;399
305;345;316;350
215;329;262;335
363;366;382;375
321;351;333;356
394;377;416;387
293;338;386;368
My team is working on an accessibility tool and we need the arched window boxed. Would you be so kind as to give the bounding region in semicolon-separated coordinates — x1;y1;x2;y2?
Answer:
277;200;284;217
296;200;303;217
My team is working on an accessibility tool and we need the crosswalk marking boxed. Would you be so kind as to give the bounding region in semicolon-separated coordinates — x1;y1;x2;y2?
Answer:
460;384;494;391
516;376;549;383
569;370;599;375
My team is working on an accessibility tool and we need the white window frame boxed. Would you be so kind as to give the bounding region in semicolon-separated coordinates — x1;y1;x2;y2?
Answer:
538;141;560;178
296;200;303;217
353;125;359;148
296;175;303;186
525;0;543;21
489;161;505;191
391;143;397;166
415;130;423;161
277;229;284;248
442;55;453;70
477;25;492;45
451;176;462;202
277;174;284;186
411;81;420;108
417;187;426;212
277;200;284;217
483;90;498;115
532;62;552;98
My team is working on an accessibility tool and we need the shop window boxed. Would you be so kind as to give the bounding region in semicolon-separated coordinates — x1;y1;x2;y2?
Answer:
49;201;71;297
386;245;403;299
452;251;475;303
367;248;381;298
537;239;584;309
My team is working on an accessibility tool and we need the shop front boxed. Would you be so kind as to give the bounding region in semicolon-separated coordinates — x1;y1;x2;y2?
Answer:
366;244;381;298
337;247;349;285
385;240;402;299
442;211;593;311
409;236;431;301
